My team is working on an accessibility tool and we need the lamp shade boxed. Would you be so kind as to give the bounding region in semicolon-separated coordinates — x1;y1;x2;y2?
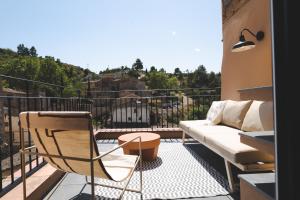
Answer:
232;40;255;52
232;29;264;52
232;33;256;52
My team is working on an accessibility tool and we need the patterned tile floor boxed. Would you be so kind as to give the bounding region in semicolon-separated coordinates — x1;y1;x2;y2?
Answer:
44;139;240;200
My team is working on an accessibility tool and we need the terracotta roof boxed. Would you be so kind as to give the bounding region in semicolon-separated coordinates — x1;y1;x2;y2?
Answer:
2;88;26;94
119;91;141;98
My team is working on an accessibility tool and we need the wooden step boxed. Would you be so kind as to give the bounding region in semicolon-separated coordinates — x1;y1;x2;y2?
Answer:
238;172;275;200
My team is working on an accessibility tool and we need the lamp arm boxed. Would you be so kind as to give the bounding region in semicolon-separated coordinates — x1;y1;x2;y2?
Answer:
240;28;257;38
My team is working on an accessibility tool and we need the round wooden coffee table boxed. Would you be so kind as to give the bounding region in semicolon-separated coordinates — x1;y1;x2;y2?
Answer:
118;132;160;161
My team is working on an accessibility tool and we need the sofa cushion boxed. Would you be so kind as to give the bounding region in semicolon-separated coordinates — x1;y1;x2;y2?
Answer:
179;120;212;132
241;101;274;131
206;100;227;124
221;100;252;129
179;120;212;142
197;125;274;164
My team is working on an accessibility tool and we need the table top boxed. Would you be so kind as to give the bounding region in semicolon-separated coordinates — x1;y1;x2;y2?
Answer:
239;131;274;156
118;132;160;142
118;132;160;149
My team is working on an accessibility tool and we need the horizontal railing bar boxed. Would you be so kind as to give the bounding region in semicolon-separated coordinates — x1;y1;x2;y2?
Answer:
0;96;93;101
0;95;220;101
0;74;65;88
88;87;218;93
90;95;220;100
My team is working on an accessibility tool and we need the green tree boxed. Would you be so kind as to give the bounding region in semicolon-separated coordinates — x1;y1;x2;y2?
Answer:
38;57;63;95
29;46;38;57
174;67;184;86
166;76;179;89
0;46;98;97
150;66;157;72
159;68;166;73
174;67;181;76
191;65;208;88
146;71;179;89
84;68;91;77
132;58;143;71
17;44;30;56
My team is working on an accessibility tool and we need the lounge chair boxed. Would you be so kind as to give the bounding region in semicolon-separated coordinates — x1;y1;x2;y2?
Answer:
19;111;142;199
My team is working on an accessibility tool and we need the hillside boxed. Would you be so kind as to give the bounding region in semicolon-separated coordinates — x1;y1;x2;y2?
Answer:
0;46;99;97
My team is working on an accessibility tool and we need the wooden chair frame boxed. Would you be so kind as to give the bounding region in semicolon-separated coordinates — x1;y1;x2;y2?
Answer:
20;126;143;200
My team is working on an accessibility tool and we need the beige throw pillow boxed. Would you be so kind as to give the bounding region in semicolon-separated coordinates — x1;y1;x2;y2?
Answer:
222;100;252;129
206;100;227;125
241;101;274;131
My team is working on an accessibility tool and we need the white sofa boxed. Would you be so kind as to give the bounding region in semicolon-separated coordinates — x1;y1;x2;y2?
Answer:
179;100;274;192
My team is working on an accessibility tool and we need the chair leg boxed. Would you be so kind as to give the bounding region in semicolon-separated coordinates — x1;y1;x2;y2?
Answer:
182;131;186;144
139;153;143;192
90;161;95;199
20;128;26;200
85;156;142;199
119;156;141;199
224;159;236;193
85;177;141;193
21;151;26;200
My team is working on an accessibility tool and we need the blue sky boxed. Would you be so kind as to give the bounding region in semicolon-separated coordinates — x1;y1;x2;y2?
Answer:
0;0;222;73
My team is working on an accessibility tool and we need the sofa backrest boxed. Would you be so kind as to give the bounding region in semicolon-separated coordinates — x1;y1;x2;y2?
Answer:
221;100;252;129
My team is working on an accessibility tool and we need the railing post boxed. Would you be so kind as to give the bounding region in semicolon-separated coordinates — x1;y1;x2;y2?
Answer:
77;90;81;111
60;75;64;97
87;77;91;99
26;82;30;112
215;87;221;96
0;81;4;191
7;98;14;183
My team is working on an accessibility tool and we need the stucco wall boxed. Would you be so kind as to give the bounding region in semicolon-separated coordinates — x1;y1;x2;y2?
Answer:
221;0;272;100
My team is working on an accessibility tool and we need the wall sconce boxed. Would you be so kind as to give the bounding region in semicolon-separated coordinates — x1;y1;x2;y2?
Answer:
232;28;264;52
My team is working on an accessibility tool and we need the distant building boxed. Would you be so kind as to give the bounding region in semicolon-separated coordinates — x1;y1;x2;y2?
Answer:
1;88;26;96
84;74;146;98
112;99;150;128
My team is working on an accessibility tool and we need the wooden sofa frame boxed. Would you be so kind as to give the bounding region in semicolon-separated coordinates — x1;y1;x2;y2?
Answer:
182;131;274;193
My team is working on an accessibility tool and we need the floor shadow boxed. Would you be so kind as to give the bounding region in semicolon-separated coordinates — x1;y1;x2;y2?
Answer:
69;193;118;200
69;191;143;200
135;157;163;171
183;142;242;195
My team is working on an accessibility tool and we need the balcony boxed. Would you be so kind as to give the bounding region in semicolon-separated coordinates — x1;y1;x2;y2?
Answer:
1;88;252;200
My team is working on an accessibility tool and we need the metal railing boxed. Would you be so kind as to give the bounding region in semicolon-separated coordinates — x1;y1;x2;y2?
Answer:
0;74;65;97
91;94;220;129
0;86;220;195
87;87;220;98
0;96;92;196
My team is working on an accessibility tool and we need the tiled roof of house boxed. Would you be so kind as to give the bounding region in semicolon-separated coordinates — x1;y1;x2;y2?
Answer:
2;88;26;94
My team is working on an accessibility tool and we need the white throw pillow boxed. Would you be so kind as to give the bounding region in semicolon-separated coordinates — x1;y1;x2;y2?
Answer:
222;100;252;129
241;100;274;131
206;100;227;125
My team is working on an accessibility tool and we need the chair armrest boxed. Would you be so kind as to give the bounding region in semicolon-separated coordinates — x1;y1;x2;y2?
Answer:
20;145;37;152
93;136;142;161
